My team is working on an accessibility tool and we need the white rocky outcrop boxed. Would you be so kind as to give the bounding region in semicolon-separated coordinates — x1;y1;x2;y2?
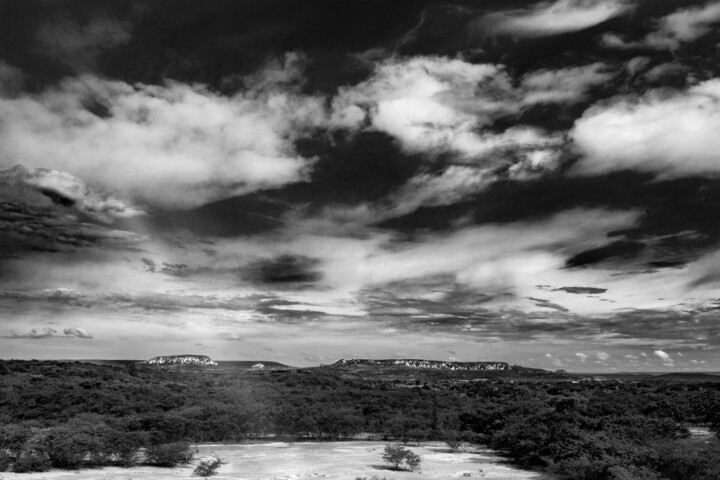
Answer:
142;354;218;366
327;358;510;371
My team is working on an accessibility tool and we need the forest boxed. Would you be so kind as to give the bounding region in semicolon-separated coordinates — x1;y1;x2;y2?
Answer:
1;360;720;479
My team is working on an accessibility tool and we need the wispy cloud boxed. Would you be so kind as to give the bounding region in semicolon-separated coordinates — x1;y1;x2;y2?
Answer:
601;1;720;50
646;1;720;49
477;0;632;38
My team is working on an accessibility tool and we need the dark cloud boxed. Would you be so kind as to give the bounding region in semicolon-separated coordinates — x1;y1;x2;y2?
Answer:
566;240;646;268
527;297;570;312
246;254;322;285
553;286;608;294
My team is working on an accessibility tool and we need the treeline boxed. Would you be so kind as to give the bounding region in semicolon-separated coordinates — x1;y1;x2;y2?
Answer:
1;360;720;478
453;380;720;479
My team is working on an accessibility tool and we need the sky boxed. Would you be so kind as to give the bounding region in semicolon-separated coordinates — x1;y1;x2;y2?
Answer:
1;0;720;372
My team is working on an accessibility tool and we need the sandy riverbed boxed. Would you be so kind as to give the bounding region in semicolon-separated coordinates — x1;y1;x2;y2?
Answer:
0;441;547;480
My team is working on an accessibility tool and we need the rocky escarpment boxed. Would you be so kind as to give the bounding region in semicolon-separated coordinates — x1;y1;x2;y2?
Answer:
326;358;510;371
141;354;218;366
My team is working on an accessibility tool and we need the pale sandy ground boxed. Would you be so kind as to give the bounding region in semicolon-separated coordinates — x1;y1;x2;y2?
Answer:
0;441;548;480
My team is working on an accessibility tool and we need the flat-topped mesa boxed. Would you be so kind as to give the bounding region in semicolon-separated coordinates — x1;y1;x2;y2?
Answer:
327;358;510;371
141;354;218;366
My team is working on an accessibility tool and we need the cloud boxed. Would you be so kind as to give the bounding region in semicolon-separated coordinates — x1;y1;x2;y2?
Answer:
35;16;132;71
0;60;24;96
554;286;608;294
520;63;616;105
1;165;144;222
2;326;92;339
477;0;632;38
645;1;720;49
295;207;640;297
62;327;93;338
597;351;611;361
0;72;324;210
653;349;674;365
572;79;720;178
245;254;322;285
601;2;720;50
326;56;620;213
576;352;588;361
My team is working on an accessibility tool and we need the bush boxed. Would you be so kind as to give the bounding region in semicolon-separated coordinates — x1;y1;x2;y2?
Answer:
382;444;421;471
13;454;52;473
194;457;224;476
145;442;194;467
0;451;11;472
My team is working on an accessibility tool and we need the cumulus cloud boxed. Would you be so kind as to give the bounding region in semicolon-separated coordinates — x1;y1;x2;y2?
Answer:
597;351;611;361
331;57;611;159
2;326;92;339
477;0;632;38
1;165;144;222
327;56;619;211
572;79;720;177
653;349;674;365
0;73;324;209
645;1;720;49
36;17;132;71
576;352;589;361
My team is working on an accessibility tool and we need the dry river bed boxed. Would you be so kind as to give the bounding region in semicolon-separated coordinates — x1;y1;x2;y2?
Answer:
0;441;549;480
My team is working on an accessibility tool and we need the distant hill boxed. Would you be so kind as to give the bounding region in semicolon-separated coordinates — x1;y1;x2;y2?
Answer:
655;372;720;382
70;358;294;369
216;360;294;370
324;358;544;372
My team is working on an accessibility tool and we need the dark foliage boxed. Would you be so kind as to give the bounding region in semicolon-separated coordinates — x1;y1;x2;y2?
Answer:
145;442;194;467
194;456;224;477
0;359;718;478
12;454;52;473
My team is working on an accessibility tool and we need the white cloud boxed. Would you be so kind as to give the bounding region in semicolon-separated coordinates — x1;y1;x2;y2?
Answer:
63;327;93;339
653;349;674;365
576;352;589;361
478;0;632;38
1;165;144;222
572;79;720;178
0;74;325;209
328;56;620;212
645;1;720;49
601;2;720;50
520;63;615;104
290;208;640;296
597;351;611;361
332;57;610;161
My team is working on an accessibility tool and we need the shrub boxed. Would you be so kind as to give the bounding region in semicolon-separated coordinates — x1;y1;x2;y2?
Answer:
382;444;421;471
194;457;224;477
0;451;11;472
13;454;52;473
145;442;194;467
